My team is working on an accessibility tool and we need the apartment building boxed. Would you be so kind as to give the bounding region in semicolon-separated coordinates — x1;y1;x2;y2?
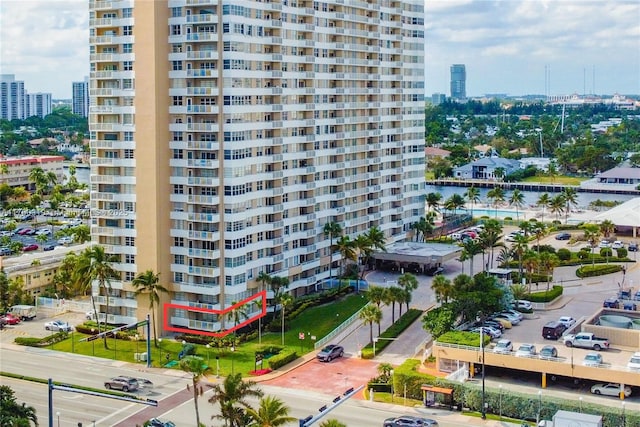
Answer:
72;77;90;117
0;74;27;121
0;155;66;190
26;93;53;118
89;0;425;333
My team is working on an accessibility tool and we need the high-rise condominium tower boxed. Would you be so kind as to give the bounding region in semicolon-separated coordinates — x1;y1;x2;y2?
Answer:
72;77;90;117
89;0;425;333
450;64;466;100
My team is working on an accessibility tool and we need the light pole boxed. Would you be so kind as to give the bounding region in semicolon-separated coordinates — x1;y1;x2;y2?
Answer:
206;344;211;367
158;338;163;366
499;385;503;420
91;328;95;356
579;396;583;413
477;312;486;420
537;390;542;424
231;345;235;375
216;355;220;378
56;411;60;427
622;401;626;427
135;334;139;360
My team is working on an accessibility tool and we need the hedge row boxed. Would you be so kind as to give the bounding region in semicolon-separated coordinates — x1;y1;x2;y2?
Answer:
576;264;624;278
267;349;298;370
360;309;423;359
14;331;68;347
526;285;563;303
437;331;490;348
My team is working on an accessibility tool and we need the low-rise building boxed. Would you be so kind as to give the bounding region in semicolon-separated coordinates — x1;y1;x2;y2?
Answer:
0;155;65;189
453;157;522;180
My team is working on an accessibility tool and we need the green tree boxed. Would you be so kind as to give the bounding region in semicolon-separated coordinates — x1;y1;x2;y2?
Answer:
478;219;503;270
359;304;382;345
365;285;388;334
319;420;347;427
387;286;404;323
431;274;453;304
581;223;602;267
28;167;47;195
397;273;418;313
486;187;505;218
421;305;456;339
256;271;271;344
512;234;530;276
460;238;483;276
209;373;264;427
464;186;481;217
0;384;38;426
536;192;551;223
132;270;168;347
539;252;559;291
561;187;579;224
74;245;119;348
72;225;90;243
443;193;465;217
323;222;342;280
549;194;565;222
599;219;615;238
279;293;293;346
509;189;525;220
246;395;295;427
180;355;213;427
0;270;9;313
335;235;356;278
493;166;506;180
425;192;442;214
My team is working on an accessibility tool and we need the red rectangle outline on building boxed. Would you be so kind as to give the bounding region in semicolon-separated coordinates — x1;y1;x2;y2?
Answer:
163;290;266;338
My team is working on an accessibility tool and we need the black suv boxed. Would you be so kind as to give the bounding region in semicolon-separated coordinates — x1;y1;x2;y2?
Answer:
603;297;620;309
629;243;638;252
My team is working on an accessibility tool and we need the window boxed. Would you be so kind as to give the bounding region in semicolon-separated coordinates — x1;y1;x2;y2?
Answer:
122;8;133;18
171;25;181;35
172;61;183;71
123;61;133;71
124;237;135;246
125;272;135;281
123;26;133;36
122;79;133;89
172;149;183;159
123;131;134;141
172;96;183;106
122;43;133;53
124;149;134;159
124;254;135;264
171;7;182;17
174;237;184;247
124;219;134;229
173;185;184;194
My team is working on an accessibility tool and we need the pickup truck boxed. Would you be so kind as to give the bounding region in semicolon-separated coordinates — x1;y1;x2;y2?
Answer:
563;332;610;351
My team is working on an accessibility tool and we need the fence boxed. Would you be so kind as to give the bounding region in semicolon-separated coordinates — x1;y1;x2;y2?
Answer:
36;297;92;314
314;302;370;350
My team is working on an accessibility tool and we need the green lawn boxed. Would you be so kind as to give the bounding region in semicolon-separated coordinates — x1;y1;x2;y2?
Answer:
47;293;369;376
521;175;586;185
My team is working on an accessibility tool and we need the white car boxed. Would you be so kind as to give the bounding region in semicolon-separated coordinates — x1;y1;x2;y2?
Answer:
44;320;73;332
612;241;624;249
493;312;521;325
493;339;513;354
58;236;74;245
35;228;51;236
0;230;14;237
471;326;501;339
515;343;537;358
628;352;640;370
514;300;532;311
598;240;611;248
558;316;576;329
583;352;603;367
590;383;631;397
504;309;524;321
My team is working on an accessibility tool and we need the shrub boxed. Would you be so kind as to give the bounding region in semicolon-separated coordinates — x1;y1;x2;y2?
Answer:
557;248;571;261
616;248;628;258
532;244;556;254
599;247;613;257
577;250;590;260
437;331;489;347
267;349;298;370
360;309;422;358
576;264;623;278
527;286;563;303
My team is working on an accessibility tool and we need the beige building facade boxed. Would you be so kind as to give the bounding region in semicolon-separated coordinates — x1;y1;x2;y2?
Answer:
89;0;425;332
0;155;65;190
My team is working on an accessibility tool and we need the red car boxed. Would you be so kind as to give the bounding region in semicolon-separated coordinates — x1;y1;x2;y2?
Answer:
22;244;39;252
17;228;35;235
2;313;21;325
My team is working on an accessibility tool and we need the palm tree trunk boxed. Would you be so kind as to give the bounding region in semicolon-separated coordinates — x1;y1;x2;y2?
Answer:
151;306;158;347
102;282;109;349
193;379;201;427
90;294;101;337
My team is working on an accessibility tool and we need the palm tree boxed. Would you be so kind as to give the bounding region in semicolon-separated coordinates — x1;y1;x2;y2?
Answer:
269;276;288;313
0;163;8;185
522;251;539;292
531;222;547;253
425;192;442;214
72;225;90;243
443;194;466;217
536;193;551;223
28;167;47;194
561;187;579;224
599;219;615;239
74;245;119;349
431;274;453;304
246;395;295;427
0;385;38;426
549;194;565;222
131;270;168;347
478;219;503;270
365;286;388;334
387;286;404;323
581;223;602;267
509;189;525;220
539;252;559;292
180;355;213;427
359;304;382;345
512;234;530;276
397;273;418;313
411;214;435;242
227;301;249;331
486;187;505;218
493;166;506;181
319;420;347;427
279;293;293;346
256;272;271;344
323;222;342;281
335;235;356;279
354;234;373;280
465;186;481;217
209;373;264;427
460;238;483;276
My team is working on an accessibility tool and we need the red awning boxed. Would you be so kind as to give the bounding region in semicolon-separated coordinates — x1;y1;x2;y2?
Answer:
421;385;453;395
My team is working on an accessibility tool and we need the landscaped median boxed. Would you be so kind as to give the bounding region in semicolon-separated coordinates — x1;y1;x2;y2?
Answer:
360;308;423;359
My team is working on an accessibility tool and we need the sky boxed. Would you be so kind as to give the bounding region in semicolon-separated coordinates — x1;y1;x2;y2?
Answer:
0;0;638;99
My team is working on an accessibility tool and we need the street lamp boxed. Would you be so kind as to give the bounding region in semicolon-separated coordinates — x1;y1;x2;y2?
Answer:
158;338;163;366
622;401;626;427
537;390;542;424
230;345;236;375
206;344;211;367
499;385;503;420
579;396;583;413
477;313;486;420
91;328;95;356
135;334;139;360
56;411;60;427
373;338;378;357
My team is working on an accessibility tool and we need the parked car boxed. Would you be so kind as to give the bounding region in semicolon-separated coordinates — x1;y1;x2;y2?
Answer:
628;242;638;252
104;377;139;392
612;240;624;249
555;232;571;240
627;352;640;370
35;228;51;236
86;310;95;320
148;419;176;427
618;289;632;300
0;230;14;237
1;313;21;325
17;228;35;236
22;244;39;252
539;345;558;360
43;244;56;251
558;316;576;329
481;320;504;332
542;321;567;340
598;240;611;248
0;247;12;256
493;312;520;325
623;301;637;311
583;352;603;367
58;236;73;245
488;316;512;329
44;320;73;332
383;416;439;427
590;383;631;397
493;339;513;354
425;266;444;276
316;344;344;362
514;300;532;311
603;297;620;309
471;326;501;339
504;309;524;321
515;343;537;358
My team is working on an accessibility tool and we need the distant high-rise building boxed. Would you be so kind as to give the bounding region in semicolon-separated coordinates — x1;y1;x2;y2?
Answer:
26;93;52;118
72;77;89;117
431;93;446;105
89;0;426;331
0;74;26;120
450;64;466;100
